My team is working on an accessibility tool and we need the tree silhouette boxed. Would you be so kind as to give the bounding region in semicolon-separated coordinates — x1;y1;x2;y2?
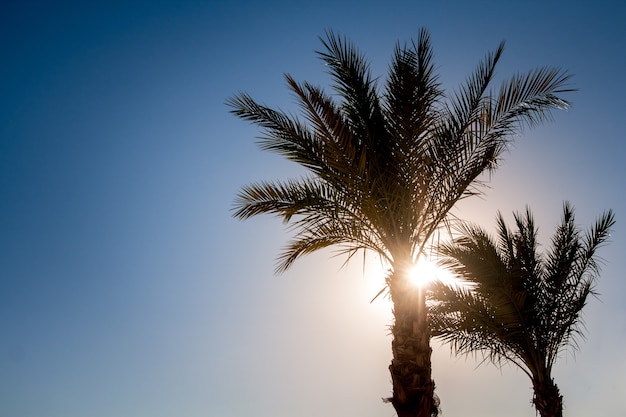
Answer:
431;203;615;417
229;29;572;417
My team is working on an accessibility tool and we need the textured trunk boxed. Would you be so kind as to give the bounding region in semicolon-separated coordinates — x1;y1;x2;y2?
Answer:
532;376;563;417
387;275;438;417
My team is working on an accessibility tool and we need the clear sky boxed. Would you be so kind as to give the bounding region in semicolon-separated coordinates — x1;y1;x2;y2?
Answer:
1;1;625;416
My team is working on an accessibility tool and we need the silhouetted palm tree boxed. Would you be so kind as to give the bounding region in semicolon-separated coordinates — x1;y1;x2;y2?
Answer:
431;203;615;417
229;29;572;417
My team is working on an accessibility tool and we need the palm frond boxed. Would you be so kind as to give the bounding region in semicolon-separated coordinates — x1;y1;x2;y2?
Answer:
276;210;386;274
384;28;442;146
317;30;387;150
491;68;574;134
285;75;363;179
444;41;505;140
226;93;324;173
232;177;336;222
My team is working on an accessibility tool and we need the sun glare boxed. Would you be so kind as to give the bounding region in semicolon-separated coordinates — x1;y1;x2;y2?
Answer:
367;255;462;304
409;258;456;288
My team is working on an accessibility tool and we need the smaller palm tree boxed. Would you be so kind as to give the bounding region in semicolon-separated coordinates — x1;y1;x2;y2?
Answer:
430;203;615;417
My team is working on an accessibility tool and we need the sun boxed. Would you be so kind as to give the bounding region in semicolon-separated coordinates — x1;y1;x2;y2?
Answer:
367;254;461;302
409;257;456;288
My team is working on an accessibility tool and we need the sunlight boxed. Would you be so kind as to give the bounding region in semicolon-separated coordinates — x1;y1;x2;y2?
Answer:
409;257;457;289
367;254;460;297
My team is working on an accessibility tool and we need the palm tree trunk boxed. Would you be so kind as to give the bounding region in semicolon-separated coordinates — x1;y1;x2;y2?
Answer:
532;376;563;417
388;276;438;417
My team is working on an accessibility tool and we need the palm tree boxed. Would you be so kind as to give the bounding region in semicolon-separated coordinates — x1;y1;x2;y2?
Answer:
228;29;572;417
431;203;615;417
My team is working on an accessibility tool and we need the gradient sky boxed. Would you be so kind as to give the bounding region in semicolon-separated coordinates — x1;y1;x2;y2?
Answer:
1;1;625;416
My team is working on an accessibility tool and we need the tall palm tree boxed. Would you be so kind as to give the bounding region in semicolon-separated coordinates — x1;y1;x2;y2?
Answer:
431;203;615;417
228;29;572;417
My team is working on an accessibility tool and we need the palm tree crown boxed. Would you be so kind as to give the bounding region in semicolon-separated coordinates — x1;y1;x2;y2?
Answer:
229;29;572;417
431;203;615;417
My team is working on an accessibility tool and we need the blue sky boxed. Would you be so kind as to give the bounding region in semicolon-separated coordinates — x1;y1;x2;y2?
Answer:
1;1;625;416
